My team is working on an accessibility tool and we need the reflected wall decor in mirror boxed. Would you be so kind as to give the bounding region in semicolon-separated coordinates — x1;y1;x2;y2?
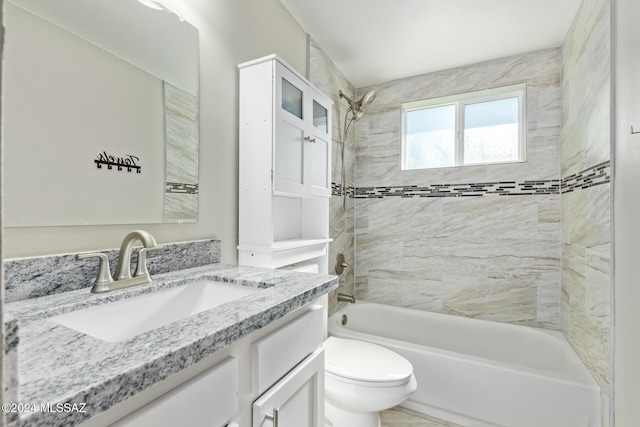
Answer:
3;0;199;226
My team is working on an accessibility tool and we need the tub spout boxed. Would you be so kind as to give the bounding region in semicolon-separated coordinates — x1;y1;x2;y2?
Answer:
337;293;356;303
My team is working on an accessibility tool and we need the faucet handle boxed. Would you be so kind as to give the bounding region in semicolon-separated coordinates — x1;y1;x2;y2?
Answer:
134;245;165;277
77;252;113;293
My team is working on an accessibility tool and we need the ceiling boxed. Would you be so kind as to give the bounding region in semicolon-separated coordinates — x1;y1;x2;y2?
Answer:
279;0;582;88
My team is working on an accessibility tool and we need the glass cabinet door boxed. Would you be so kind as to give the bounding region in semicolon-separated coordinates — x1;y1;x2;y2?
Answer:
312;100;328;133
282;78;303;120
274;61;331;198
304;88;331;195
275;63;307;195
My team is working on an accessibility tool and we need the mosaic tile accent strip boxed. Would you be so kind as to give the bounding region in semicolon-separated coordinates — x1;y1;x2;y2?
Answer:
561;160;610;193
331;162;609;200
351;180;560;199
331;182;342;196
165;182;199;194
331;182;355;197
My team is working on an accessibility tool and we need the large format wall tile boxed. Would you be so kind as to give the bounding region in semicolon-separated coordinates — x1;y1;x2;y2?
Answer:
404;237;487;279
440;196;540;239
561;0;611;424
356;198;563;328
362;269;446;311
309;37;356;314
442;277;537;324
354;48;564;330
316;16;612;424
563;184;611;248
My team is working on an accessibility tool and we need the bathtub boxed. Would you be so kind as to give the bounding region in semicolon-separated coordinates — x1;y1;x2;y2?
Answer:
328;301;601;427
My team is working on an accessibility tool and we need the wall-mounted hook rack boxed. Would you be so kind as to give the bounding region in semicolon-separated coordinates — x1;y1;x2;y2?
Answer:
95;151;141;173
631;126;640;135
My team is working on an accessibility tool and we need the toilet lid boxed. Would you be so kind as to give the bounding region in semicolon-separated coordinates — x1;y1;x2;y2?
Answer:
324;337;413;383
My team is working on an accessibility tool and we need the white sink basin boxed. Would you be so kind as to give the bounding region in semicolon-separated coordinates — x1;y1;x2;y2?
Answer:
49;280;260;342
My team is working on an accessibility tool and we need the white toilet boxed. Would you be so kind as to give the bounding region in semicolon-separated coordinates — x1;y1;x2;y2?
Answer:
323;336;417;427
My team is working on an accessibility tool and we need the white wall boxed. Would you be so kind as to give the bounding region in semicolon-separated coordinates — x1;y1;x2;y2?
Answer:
2;0;307;262
613;0;640;423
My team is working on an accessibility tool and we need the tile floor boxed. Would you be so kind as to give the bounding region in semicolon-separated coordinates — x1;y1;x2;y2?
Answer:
380;406;465;427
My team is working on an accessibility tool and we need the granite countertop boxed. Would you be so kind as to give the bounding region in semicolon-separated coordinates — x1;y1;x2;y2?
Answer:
4;263;338;427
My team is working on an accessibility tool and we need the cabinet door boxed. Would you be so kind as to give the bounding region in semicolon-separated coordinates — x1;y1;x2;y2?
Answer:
274;63;307;195
112;357;238;427
274;62;331;198
303;91;331;197
252;348;324;427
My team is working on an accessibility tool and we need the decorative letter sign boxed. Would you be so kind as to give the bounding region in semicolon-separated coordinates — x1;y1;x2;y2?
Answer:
95;151;141;173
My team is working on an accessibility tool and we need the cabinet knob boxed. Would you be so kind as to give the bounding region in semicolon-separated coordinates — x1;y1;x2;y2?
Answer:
304;136;316;143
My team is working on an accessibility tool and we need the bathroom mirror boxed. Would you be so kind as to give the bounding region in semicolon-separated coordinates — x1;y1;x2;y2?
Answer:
3;0;199;226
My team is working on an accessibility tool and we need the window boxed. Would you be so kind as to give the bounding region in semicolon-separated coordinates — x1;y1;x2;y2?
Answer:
401;84;526;170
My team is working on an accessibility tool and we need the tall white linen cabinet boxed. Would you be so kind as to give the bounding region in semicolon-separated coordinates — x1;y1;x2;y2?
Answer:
238;55;332;273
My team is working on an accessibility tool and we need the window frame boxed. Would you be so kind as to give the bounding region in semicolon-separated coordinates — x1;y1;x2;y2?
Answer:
401;83;527;170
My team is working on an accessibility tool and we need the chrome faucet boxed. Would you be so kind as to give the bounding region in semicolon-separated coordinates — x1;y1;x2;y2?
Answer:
78;230;164;293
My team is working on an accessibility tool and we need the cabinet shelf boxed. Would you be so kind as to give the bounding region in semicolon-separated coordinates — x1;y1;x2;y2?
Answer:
272;238;333;251
238;54;332;272
238;238;333;254
237;238;332;270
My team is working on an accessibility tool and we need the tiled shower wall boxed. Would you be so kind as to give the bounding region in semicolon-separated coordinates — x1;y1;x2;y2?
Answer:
308;36;356;314
354;49;563;329
561;0;611;423
310;0;611;420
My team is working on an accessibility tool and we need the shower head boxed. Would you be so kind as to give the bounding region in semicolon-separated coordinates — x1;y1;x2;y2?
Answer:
339;89;376;119
359;89;376;107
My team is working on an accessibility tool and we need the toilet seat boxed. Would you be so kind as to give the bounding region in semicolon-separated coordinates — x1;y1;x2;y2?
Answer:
324;337;413;386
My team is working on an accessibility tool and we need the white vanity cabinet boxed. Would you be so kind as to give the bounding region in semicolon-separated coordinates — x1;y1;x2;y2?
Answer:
238;55;332;271
84;300;328;427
